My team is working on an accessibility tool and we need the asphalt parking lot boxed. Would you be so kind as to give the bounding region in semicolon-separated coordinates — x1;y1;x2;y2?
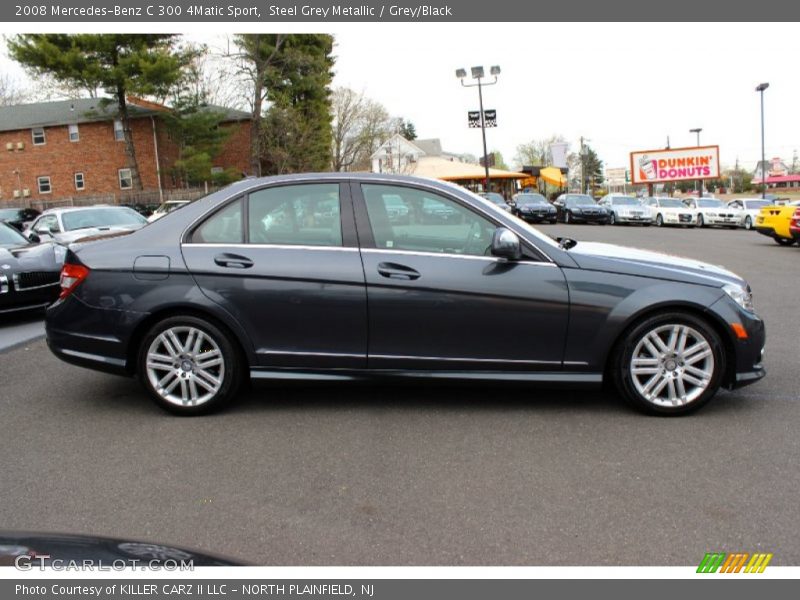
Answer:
1;224;797;566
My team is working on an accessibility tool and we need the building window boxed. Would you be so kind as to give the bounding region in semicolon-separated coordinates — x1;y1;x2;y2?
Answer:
32;128;46;145
68;124;79;142
113;119;125;141
118;168;133;190
74;172;85;191
37;176;51;194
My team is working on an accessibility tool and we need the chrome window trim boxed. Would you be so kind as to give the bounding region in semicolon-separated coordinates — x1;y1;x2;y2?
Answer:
180;176;558;263
182;243;359;252
360;247;557;266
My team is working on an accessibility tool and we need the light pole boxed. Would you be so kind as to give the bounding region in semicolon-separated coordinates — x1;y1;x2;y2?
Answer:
456;65;500;193
756;83;769;199
690;127;702;196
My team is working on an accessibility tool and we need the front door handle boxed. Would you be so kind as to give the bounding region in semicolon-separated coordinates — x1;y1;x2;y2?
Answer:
377;262;420;281
214;253;254;269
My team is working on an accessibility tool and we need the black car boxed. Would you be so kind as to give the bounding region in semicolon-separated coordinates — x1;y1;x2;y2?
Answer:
46;174;765;416
511;193;557;223
0;222;62;315
554;193;610;224
0;207;40;231
478;192;512;212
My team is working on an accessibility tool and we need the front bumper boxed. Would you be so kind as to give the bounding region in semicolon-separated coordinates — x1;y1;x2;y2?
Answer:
615;214;652;224
570;212;609;223
709;296;766;390
0;281;59;315
703;215;740;226
518;211;556;222
660;213;696;225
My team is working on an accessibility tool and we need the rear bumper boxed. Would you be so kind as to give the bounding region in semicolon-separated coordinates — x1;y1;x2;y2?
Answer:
45;295;140;376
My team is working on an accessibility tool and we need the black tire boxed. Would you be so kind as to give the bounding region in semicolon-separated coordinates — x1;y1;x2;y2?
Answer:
774;237;796;246
611;311;726;416
744;216;753;230
137;315;243;416
697;214;705;228
609;212;616;225
550;219;557;224
655;214;664;227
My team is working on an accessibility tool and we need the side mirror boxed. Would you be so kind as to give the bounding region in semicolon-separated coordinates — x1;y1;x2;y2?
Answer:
491;228;522;260
27;232;41;243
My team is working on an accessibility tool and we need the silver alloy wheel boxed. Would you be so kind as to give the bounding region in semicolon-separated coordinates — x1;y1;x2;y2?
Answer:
629;324;714;408
745;216;752;230
145;326;225;407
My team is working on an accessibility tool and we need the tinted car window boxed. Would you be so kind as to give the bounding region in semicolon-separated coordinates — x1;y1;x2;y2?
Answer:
248;183;342;247
516;194;548;206
362;184;496;256
192;198;243;244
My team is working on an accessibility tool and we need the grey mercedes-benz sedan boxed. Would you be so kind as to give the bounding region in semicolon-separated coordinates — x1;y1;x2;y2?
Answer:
45;173;765;416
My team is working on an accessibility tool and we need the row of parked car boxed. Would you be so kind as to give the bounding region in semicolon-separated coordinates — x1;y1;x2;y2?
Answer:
481;191;790;231
0;201;191;316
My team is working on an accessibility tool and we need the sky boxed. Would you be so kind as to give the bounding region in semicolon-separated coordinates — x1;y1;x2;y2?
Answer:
2;22;797;173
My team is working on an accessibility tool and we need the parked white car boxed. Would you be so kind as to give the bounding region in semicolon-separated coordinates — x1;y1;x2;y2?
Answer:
726;198;771;230
599;194;652;225
683;197;741;228
643;197;698;227
147;200;191;222
25;205;148;245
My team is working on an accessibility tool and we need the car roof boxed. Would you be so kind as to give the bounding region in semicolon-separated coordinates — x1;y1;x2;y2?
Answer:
40;204;123;215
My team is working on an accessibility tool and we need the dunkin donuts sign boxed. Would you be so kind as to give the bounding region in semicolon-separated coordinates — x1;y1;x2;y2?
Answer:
630;146;720;184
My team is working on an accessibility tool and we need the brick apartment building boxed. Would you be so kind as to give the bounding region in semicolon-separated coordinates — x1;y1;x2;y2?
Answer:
0;97;251;205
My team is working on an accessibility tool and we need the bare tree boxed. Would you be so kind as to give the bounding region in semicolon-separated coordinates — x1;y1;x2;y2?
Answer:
331;86;394;172
514;134;567;169
0;73;32;106
226;34;287;176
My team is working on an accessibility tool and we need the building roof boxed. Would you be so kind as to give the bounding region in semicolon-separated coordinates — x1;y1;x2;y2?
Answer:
411;156;527;181
414;138;443;156
0;98;250;133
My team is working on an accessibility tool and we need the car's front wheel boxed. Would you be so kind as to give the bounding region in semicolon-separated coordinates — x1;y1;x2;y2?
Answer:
138;316;242;415
774;237;795;246
612;312;725;415
744;216;753;230
697;214;705;228
609;212;616;225
564;211;571;224
655;214;664;227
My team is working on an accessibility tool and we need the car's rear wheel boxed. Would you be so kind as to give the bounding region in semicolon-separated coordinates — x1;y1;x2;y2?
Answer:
138;316;242;415
609;212;616;225
612;312;725;415
655;214;664;227
697;214;705;228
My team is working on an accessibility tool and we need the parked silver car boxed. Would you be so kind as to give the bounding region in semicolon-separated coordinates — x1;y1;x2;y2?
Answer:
24;205;148;245
599;194;652;225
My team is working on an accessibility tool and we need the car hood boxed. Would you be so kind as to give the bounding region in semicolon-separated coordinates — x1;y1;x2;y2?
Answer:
567;242;744;287
0;242;59;272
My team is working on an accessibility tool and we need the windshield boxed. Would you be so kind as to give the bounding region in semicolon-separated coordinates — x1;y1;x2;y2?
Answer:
698;199;724;208
516;194;548;206
564;195;595;207
657;198;685;208
0;209;24;220
0;222;29;247
610;197;639;206
62;207;148;232
742;200;769;210
480;193;506;206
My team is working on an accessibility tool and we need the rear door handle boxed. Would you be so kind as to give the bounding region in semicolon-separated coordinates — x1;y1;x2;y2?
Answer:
377;262;421;281
214;253;254;269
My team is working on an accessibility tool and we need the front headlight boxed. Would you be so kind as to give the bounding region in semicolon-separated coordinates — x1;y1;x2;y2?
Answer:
723;283;754;312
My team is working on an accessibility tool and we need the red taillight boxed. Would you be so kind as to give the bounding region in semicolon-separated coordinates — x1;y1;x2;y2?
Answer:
790;208;800;232
59;263;90;299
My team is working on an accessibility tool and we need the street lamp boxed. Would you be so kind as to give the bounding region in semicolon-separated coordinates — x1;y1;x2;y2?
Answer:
456;65;500;192
690;128;702;196
756;82;769;199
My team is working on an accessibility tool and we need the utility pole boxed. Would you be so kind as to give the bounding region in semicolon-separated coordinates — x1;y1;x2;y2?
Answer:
580;136;589;194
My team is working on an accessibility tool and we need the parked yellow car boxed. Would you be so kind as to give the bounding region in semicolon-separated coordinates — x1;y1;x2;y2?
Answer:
755;201;800;246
